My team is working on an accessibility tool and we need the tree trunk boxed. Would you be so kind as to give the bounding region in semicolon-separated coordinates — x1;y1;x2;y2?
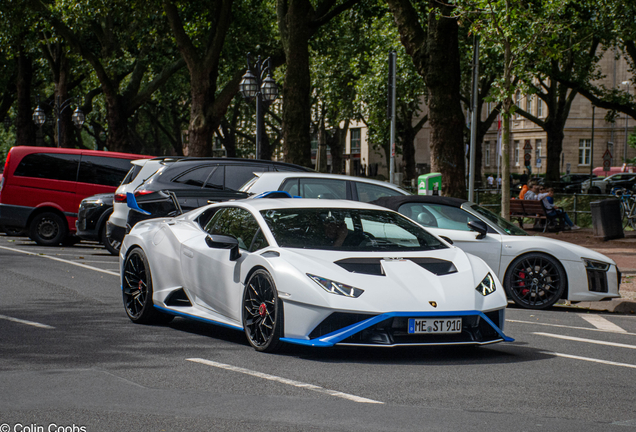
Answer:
278;0;313;168
328;121;348;174
545;126;564;182
104;95;131;153
15;51;36;147
387;0;465;197
425;7;466;198
185;72;214;157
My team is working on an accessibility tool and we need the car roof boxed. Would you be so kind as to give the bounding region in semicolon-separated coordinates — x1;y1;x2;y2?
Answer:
131;156;185;166
8;145;151;160
244;171;408;191
163;157;312;170
206;197;390;213
370;195;468;211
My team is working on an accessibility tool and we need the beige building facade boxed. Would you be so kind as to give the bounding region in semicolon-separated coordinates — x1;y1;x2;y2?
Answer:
340;50;634;185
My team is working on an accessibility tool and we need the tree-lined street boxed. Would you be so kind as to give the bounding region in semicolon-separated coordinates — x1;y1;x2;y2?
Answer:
2;1;635;199
1;235;635;431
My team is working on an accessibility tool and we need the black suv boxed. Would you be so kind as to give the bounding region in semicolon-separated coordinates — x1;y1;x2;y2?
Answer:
127;158;312;228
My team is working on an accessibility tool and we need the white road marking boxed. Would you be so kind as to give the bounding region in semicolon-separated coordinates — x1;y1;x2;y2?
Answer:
0;314;55;329
534;332;636;349
577;313;626;333
187;358;384;404
542;352;636;369
507;319;636;336
0;245;119;276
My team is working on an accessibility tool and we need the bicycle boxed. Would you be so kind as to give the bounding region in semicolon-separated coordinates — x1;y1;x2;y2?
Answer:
611;187;636;229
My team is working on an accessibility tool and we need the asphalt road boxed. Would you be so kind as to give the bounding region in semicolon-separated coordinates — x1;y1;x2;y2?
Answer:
1;235;635;432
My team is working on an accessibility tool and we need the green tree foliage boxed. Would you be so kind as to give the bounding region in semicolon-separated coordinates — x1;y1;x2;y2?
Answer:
456;0;570;216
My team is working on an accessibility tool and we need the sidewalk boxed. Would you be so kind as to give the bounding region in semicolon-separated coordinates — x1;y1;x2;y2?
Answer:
532;228;636;314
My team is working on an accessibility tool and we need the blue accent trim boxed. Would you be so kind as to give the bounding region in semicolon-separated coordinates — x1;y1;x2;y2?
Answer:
126;192;151;215
280;310;513;347
153;305;244;331
252;190;301;199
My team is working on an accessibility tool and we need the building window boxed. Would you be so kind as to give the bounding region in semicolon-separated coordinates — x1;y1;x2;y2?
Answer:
514;140;520;166
579;139;591;165
485;142;491;167
350;128;361;154
535;139;542;167
538;99;544;117
526;95;532;113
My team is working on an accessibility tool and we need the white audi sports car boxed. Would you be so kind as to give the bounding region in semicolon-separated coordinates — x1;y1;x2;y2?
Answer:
120;195;512;352
373;195;621;310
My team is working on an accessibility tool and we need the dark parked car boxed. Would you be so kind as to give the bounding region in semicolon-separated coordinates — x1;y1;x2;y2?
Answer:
127;158;313;228
76;193;120;255
543;174;597;193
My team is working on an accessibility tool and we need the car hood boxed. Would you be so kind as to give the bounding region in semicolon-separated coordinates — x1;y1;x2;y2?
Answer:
273;247;506;312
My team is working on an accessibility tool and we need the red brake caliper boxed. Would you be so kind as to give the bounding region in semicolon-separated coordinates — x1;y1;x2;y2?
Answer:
258;303;267;317
519;271;529;295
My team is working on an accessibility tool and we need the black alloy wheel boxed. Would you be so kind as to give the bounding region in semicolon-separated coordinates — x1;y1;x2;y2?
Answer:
101;224;121;256
29;212;68;246
504;253;566;310
243;269;283;352
122;247;173;324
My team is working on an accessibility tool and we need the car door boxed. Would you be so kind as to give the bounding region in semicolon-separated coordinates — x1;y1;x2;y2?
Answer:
397;202;502;272
180;207;267;322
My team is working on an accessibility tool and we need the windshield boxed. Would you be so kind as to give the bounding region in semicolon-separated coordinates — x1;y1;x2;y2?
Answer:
466;203;528;236
261;208;447;251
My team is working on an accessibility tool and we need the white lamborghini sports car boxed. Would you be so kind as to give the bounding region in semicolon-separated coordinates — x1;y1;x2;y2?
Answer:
120;196;513;352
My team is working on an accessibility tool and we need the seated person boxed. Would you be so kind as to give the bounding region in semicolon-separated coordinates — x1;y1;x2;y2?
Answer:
322;212;364;247
523;182;540;200
539;188;580;230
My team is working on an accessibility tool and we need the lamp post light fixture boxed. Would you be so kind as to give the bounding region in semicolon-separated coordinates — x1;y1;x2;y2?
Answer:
239;54;279;159
622;81;631;164
32;96;85;147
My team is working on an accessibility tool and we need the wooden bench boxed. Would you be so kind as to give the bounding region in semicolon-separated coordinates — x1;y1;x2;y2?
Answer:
509;199;559;232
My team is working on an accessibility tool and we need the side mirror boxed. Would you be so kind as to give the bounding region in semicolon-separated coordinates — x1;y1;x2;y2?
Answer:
205;234;241;261
467;220;488;239
439;236;454;245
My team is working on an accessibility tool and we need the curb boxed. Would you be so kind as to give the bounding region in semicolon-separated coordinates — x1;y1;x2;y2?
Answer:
556;299;636;314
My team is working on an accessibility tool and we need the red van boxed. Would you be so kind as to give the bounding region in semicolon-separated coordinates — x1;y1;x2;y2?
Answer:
0;146;151;245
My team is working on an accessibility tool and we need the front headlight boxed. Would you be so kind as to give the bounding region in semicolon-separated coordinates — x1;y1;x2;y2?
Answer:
307;274;364;298
476;273;496;296
583;259;610;271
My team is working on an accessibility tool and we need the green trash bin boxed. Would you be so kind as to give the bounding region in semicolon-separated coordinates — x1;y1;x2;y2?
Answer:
417;173;442;196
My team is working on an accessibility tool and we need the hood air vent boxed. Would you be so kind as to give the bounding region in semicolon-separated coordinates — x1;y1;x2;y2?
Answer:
334;257;457;276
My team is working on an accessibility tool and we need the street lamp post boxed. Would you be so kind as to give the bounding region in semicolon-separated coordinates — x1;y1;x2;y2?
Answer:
32;96;85;147
622;81;631;164
239;54;279;160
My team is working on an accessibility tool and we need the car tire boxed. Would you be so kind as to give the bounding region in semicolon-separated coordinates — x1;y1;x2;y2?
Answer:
122;247;174;324
504;253;566;310
242;269;284;353
29;212;68;246
101;224;121;256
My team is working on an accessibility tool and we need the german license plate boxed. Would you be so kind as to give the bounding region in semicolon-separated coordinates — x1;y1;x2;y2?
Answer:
408;318;462;334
